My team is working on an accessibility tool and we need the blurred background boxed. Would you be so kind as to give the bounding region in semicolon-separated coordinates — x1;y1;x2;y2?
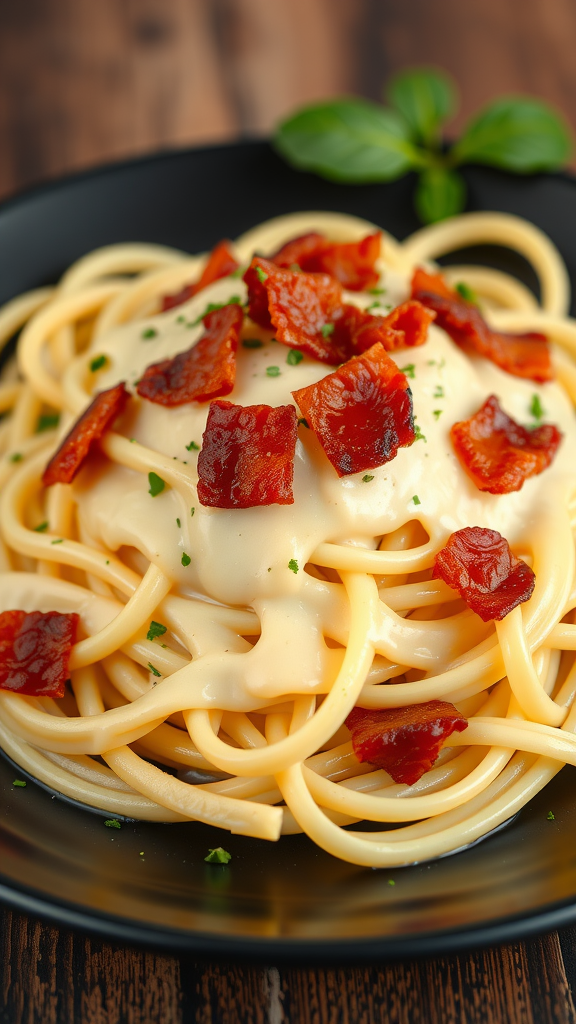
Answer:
0;0;575;201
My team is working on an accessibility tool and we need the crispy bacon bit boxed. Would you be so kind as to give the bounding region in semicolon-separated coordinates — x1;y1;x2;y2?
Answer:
346;701;468;786
197;400;298;508
292;343;414;476
42;383;129;487
137;304;243;406
244;259;434;365
270;231;382;291
0;610;79;698
433;527;535;621
451;394;562;494
161;240;239;312
411;267;552;383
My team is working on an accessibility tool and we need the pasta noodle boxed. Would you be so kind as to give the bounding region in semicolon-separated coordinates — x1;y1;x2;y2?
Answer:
1;209;576;867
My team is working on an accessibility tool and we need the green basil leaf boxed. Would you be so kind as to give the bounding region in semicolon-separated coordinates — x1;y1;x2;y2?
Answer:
387;68;457;147
415;167;466;224
452;97;572;172
274;99;427;183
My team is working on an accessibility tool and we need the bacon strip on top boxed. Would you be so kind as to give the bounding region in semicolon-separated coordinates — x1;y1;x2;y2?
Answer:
292;342;415;476
0;609;79;697
197;400;298;508
411;267;553;383
42;382;129;486
270;231;382;291
451;394;562;494
161;240;239;312
137;304;243;406
433;526;536;622
346;702;468;786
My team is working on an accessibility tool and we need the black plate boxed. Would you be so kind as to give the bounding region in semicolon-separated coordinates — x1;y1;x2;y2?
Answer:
2;142;576;962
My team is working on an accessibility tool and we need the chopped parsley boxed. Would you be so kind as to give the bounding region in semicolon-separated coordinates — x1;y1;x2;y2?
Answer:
148;472;165;497
400;364;415;379
141;327;158;340
176;517;181;527
176;315;186;323
205;847;232;864
320;323;335;338
9;453;23;463
90;355;107;372
104;819;121;829
255;266;268;284
547;810;555;820
288;558;299;573
413;423;427;443
433;385;444;399
190;507;195;517
266;365;281;377
34;521;49;532
12;779;27;788
367;287;386;296
298;417;309;428
455;281;477;304
186;440;200;451
287;349;304;365
362;474;374;483
432;409;443;420
147;663;162;678
242;338;263;349
51;538;64;545
190;297;242;326
36;412;60;433
387;879;396;886
181;552;191;567
412;495;421;505
147;621;167;642
530;393;544;421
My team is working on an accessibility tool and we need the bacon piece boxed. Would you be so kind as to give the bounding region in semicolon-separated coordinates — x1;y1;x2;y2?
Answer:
0;609;79;698
161;240;239;312
197;400;298;508
411;267;552;383
451;394;562;494
346;701;468;786
433;527;535;621
270;231;382;291
244;259;434;365
137;304;243;406
42;383;129;487
292;343;414;476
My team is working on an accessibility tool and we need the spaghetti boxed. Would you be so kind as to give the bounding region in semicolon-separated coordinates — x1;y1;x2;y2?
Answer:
1;210;576;867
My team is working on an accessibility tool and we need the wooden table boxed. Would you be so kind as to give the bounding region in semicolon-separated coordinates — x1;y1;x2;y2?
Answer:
2;1;576;1020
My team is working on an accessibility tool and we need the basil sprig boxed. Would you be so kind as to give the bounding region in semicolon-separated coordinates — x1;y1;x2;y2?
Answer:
274;68;572;224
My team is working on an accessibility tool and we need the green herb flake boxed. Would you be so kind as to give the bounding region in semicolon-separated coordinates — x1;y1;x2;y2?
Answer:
12;779;27;788
266;365;281;377
141;327;158;340
176;315;186;323
191;297;243;327
9;453;23;463
34;521;49;532
400;364;415;379
412;495;421;505
320;323;335;338
413;423;427;443
104;819;121;829
388;879;396;886
36;412;60;433
362;474;374;482
148;472;165;497
298;417;309;428
181;552;191;567
51;538;64;545
90;355;107;372
433;409;443;420
147;621;167;642
176;517;181;528
367;287;386;296
288;558;299;574
547;810;555;820
186;440;200;451
455;281;477;304
242;338;264;349
530;393;545;421
190;507;195;517
433;385;444;398
147;662;162;678
205;847;232;864
256;266;268;284
287;349;304;365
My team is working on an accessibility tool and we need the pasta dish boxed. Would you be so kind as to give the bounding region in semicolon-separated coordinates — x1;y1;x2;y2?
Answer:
1;209;576;868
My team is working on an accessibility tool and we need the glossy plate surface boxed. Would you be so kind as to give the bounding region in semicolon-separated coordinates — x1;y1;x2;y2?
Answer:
1;142;576;960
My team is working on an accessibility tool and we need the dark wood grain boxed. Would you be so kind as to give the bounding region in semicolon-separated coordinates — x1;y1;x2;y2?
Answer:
2;1;576;1020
